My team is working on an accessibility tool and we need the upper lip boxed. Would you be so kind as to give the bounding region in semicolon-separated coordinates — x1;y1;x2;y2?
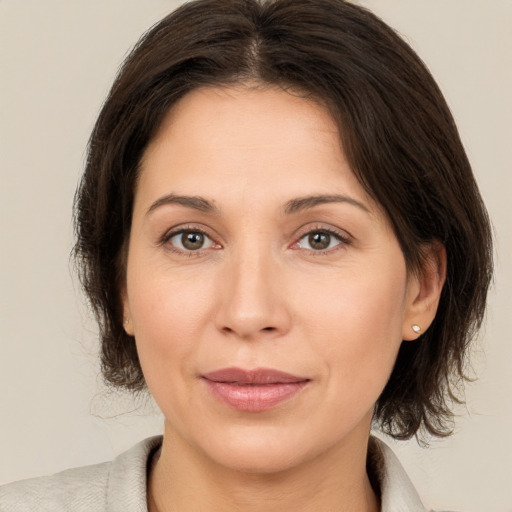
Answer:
201;367;309;385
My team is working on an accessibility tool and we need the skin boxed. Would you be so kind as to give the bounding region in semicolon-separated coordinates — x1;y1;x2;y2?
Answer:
122;85;445;512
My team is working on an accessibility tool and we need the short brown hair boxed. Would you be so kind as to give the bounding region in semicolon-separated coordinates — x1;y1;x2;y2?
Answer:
74;0;493;440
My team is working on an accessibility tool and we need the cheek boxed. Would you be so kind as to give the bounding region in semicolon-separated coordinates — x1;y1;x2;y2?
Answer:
126;267;212;391
299;265;407;401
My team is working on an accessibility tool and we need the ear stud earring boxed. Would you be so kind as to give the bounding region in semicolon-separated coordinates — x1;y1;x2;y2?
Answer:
124;318;129;325
412;324;421;334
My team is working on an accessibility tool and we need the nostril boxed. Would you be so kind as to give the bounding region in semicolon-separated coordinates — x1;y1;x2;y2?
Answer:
262;326;276;331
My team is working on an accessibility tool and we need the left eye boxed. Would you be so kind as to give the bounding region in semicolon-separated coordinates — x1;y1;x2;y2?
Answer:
168;230;215;251
296;230;344;251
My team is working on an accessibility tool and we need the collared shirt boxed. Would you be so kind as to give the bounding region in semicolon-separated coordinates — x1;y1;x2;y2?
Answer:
0;435;443;511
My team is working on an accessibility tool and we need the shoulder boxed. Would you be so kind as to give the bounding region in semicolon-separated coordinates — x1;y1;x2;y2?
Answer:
0;436;162;512
0;462;111;512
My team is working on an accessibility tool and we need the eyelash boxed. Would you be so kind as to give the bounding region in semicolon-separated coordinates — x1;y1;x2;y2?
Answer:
160;224;351;257
292;226;352;255
160;226;219;257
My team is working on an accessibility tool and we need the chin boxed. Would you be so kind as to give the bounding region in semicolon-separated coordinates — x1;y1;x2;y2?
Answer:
210;441;306;475
194;422;335;475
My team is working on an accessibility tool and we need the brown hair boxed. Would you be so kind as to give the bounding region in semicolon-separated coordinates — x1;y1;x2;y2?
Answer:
74;0;493;440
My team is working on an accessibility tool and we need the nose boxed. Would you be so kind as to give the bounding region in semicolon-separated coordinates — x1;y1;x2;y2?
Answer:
214;246;292;340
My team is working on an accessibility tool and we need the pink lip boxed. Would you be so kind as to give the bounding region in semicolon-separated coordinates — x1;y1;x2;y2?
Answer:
201;367;310;412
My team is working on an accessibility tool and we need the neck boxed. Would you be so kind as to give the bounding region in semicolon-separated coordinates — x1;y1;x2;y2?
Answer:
148;424;380;512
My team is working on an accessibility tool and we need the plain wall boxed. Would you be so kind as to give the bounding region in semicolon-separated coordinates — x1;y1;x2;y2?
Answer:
1;1;511;510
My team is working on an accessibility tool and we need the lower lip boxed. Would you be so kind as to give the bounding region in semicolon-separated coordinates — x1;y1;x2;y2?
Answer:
203;380;309;412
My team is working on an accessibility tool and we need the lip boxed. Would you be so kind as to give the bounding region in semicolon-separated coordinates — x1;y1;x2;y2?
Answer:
201;367;310;412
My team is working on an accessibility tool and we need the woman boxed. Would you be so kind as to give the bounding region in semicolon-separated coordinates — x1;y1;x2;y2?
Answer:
0;0;493;511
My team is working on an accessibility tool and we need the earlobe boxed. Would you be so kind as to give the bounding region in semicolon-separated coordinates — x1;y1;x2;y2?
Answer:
123;312;134;336
402;242;446;341
123;316;133;335
121;287;134;336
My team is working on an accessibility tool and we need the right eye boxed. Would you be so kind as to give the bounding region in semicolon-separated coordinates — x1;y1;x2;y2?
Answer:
167;230;216;252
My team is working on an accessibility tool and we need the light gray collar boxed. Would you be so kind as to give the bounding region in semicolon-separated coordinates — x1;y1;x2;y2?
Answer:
369;436;429;512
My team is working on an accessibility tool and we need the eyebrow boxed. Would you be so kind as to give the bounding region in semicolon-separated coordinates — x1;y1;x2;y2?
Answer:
146;193;369;217
283;194;370;215
146;194;219;215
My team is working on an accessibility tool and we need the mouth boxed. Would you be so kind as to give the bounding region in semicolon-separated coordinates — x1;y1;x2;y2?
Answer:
201;367;310;412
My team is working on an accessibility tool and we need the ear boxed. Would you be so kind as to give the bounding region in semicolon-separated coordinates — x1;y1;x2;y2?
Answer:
120;285;134;336
402;241;446;340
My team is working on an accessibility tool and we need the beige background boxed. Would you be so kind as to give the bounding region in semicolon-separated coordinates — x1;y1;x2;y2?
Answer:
0;1;510;510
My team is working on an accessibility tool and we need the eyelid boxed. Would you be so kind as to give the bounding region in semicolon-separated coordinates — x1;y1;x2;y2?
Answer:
291;224;352;252
160;224;222;254
169;231;215;250
158;222;352;255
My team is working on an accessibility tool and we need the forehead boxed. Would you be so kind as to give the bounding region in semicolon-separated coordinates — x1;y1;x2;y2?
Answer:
145;84;341;159
136;85;375;214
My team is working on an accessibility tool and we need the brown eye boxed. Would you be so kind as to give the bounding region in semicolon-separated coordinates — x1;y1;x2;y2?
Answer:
168;230;214;251
308;232;331;250
182;231;205;250
296;229;347;252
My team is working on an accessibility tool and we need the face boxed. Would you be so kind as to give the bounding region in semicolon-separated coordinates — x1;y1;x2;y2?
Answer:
123;85;424;473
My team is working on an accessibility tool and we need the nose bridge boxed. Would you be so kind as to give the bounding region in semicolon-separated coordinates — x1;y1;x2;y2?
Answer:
216;236;289;339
